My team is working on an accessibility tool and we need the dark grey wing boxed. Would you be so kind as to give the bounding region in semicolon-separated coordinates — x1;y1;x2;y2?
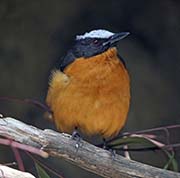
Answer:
59;50;76;71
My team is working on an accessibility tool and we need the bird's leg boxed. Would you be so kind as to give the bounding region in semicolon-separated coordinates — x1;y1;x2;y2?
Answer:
102;138;116;159
72;127;82;150
102;138;108;149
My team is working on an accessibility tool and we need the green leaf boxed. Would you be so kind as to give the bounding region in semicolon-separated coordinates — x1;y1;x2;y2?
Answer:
107;136;156;149
35;162;51;178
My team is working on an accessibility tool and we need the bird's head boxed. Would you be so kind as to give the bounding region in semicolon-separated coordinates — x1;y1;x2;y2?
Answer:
60;29;129;70
73;29;129;58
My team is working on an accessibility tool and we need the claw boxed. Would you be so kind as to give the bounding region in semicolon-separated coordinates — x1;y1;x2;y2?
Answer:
102;138;108;149
72;129;81;140
109;149;116;159
72;129;82;151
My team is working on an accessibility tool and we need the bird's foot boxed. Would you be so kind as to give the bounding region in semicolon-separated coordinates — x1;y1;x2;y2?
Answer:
72;129;82;150
102;138;116;159
109;149;116;160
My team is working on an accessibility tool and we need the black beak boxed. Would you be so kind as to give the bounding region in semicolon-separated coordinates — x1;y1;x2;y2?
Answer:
103;32;130;46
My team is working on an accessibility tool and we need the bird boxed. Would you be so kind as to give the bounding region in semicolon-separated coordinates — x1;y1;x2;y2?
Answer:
46;29;130;140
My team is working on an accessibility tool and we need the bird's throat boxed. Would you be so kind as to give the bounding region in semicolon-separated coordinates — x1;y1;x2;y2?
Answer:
64;47;125;82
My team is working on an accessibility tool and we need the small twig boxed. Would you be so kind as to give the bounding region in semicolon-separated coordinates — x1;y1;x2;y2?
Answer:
110;144;180;152
0;138;48;158
0;96;51;112
123;145;131;159
105;125;180;148
123;125;180;137
11;146;25;171
134;125;180;133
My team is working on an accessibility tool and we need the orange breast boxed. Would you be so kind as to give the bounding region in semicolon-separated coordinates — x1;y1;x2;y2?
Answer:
46;47;130;138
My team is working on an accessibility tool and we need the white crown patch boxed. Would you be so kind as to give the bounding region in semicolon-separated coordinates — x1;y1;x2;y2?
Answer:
76;29;114;40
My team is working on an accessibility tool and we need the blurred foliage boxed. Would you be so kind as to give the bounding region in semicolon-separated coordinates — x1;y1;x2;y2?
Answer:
105;132;179;171
35;163;50;178
0;0;180;177
163;151;178;172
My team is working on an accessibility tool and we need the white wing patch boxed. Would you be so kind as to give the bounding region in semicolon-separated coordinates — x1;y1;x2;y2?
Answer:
76;29;114;40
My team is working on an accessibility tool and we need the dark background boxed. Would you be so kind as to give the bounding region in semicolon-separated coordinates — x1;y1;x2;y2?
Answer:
0;0;180;177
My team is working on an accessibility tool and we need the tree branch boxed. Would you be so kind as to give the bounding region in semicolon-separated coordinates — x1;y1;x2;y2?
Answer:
0;117;179;178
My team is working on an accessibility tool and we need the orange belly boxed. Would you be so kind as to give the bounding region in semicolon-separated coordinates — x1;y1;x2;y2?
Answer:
46;48;130;138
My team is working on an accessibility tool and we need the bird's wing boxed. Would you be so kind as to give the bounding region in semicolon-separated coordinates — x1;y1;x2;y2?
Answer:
46;70;70;107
